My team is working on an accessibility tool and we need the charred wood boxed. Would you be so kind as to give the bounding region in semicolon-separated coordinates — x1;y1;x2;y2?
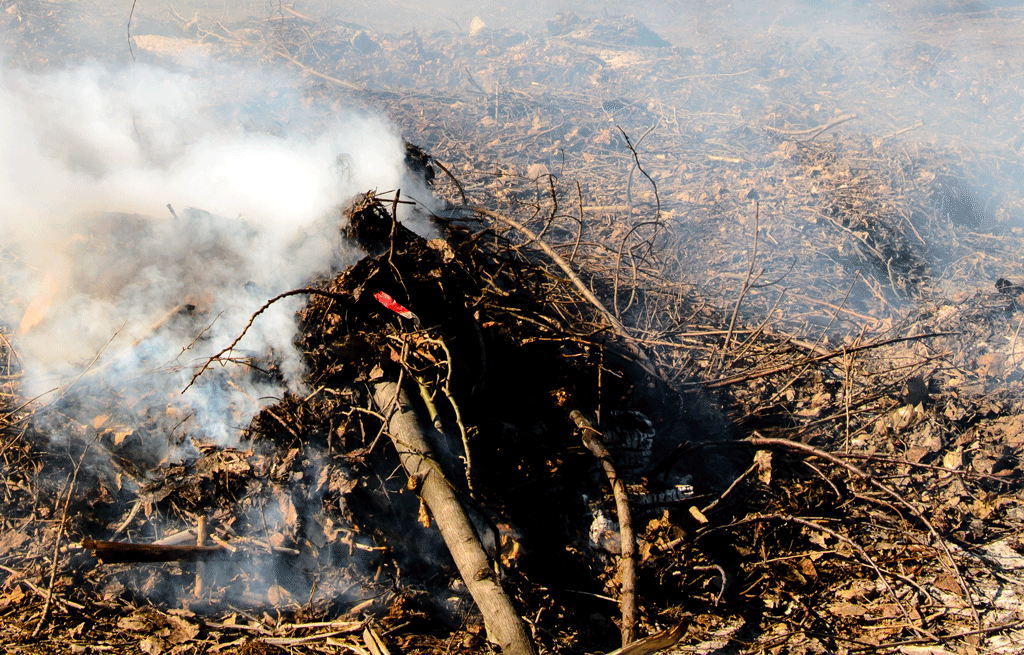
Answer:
81;539;229;564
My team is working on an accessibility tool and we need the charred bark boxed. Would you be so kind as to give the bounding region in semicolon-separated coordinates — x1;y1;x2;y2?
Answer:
82;539;228;564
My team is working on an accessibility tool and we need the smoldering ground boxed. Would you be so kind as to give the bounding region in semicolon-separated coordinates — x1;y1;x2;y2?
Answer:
0;1;1023;652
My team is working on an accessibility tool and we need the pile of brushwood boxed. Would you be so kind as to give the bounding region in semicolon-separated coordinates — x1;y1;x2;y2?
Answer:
0;189;736;655
1;182;1023;655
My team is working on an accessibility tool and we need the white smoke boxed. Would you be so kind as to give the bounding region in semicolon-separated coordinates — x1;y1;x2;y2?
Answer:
0;55;433;460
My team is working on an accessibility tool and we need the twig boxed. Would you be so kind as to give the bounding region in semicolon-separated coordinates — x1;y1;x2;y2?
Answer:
272;48;363;91
127;0;137;61
430;158;467;204
765;272;860;404
613;220;663;319
33;439;95;637
727;288;787;365
700;459;759;515
718;203;761;372
0;330;25;370
765;113;857;141
875;119;925;145
618;124;662;238
572;410;637;647
433;337;475;496
53;323;126;403
570;181;585;263
184;288;350;392
691;565;728;604
471;206;628;336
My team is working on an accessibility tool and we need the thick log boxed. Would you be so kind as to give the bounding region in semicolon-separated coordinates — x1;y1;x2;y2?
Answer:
371;381;536;655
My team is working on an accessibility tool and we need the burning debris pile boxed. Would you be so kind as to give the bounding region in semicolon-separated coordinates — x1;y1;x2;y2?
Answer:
2;179;1022;655
0;184;729;653
2;2;1024;655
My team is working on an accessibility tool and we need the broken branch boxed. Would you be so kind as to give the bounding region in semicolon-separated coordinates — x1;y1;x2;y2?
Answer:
572;410;638;647
372;380;536;655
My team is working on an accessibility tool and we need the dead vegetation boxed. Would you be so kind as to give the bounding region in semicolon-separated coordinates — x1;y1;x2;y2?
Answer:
2;1;1024;654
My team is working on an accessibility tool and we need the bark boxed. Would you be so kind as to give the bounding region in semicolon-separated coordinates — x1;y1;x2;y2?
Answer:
571;410;638;647
371;381;536;655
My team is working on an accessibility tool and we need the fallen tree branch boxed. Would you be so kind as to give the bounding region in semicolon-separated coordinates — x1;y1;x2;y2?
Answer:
572;410;638;647
371;381;536;655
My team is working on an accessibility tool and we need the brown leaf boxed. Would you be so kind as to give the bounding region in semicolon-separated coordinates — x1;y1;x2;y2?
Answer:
0;530;29;557
933;572;961;594
417;498;432;528
836;580;876;601
942;447;963;472
329;468;358;495
829;601;867;617
118;611;158;632
139;636;165;655
753;450;772;485
275;492;299;540
0;586;25;608
165;616;200;644
798;557;817;582
976;352;1006;379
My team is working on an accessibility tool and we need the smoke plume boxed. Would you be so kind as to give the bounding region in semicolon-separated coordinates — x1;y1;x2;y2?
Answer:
0;53;433;461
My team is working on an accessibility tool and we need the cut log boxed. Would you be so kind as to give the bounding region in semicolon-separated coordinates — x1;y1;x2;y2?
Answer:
371;381;536;655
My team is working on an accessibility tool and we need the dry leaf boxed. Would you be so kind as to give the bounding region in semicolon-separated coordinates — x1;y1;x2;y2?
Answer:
799;558;817;581
0;530;29;557
829;602;867;617
753;450;773;485
942;447;963;471
417;498;432;528
807;530;828;549
138;636;165;655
